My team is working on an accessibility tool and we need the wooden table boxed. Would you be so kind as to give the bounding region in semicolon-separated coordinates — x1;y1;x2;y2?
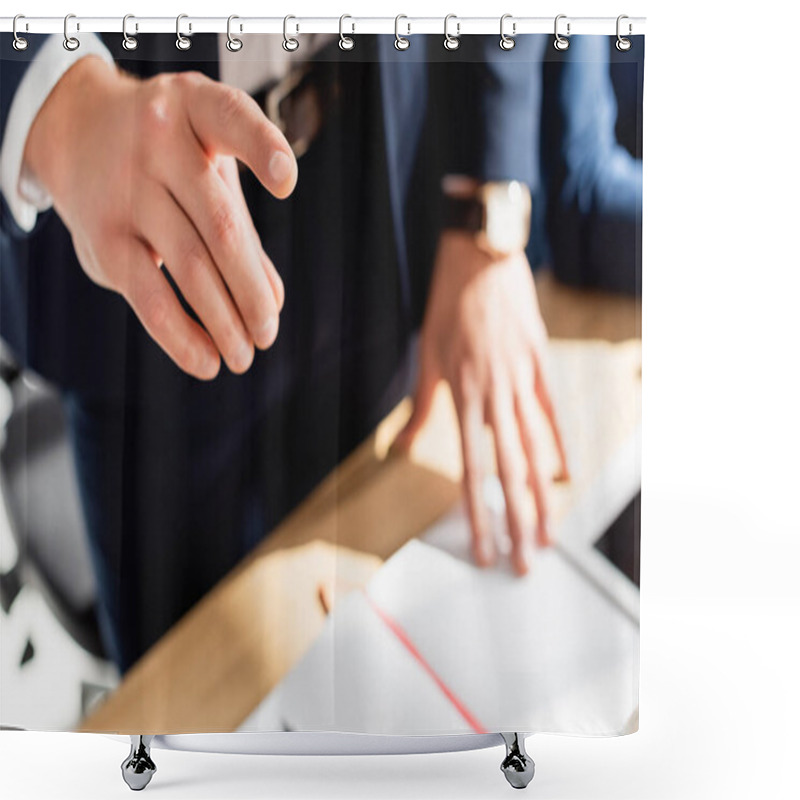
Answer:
78;271;642;734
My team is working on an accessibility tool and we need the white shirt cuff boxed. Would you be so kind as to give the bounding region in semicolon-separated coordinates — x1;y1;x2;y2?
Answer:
0;33;115;233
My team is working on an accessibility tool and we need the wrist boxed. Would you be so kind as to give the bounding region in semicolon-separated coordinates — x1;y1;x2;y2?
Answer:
439;229;525;269
24;56;122;204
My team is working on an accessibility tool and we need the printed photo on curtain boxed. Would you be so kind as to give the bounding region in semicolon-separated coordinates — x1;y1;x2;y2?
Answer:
0;18;643;768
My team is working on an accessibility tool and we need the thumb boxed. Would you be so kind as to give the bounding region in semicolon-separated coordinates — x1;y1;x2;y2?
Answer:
393;348;440;453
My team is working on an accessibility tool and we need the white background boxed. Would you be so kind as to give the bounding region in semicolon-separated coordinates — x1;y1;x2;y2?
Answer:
2;0;799;798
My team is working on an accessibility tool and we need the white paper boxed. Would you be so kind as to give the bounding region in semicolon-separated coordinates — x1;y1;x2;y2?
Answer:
241;506;638;736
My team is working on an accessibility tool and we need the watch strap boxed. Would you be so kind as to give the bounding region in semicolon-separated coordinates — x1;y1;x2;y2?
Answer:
442;194;484;233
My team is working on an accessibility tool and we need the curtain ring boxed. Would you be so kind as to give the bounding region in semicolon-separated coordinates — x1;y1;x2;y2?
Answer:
283;15;299;52
616;15;632;51
226;15;243;51
500;14;516;50
63;13;80;51
12;15;29;51
444;14;460;51
176;14;192;50
339;14;355;51
122;14;138;51
394;15;410;51
553;14;570;51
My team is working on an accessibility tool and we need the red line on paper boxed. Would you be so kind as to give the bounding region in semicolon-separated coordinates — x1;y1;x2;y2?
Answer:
362;590;488;734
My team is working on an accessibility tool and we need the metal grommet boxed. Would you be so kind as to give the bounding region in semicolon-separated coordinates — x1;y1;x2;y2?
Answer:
500;14;516;50
394;15;410;51
226;15;243;52
176;14;192;50
553;14;570;51
616;14;632;51
339;14;355;51
63;13;80;51
122;14;138;51
283;15;299;52
12;15;29;51
444;14;460;51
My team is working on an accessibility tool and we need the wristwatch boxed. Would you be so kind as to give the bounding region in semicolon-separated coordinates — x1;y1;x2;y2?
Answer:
442;176;532;258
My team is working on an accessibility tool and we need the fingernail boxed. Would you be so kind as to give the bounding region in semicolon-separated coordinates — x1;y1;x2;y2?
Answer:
269;151;293;185
274;273;285;311
522;542;535;572
255;316;278;350
200;351;220;380
257;316;279;349
476;536;495;567
232;340;253;373
553;466;571;483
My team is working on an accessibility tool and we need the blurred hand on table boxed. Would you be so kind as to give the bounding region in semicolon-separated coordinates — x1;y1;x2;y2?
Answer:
396;232;569;576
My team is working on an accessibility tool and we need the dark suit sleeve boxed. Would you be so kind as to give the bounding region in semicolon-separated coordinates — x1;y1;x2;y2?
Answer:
1;34;49;238
541;35;643;294
441;34;546;193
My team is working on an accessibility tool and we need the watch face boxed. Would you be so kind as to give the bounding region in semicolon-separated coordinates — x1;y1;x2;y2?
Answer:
483;181;531;255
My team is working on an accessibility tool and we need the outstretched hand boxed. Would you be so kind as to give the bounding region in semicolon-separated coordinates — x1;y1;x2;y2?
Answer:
24;56;297;379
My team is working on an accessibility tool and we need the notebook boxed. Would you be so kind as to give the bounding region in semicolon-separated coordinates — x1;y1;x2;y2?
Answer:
240;502;639;736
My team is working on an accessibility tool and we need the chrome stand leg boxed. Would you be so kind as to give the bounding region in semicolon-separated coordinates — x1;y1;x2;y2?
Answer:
121;735;156;791
500;732;535;789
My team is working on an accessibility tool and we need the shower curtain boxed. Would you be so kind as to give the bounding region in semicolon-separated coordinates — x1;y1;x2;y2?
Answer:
0;25;643;738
